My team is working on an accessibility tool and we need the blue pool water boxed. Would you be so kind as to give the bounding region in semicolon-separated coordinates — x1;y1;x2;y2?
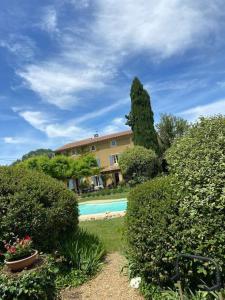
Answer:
79;199;127;215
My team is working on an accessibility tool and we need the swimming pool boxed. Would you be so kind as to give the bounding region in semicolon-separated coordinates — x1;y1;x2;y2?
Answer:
79;199;127;215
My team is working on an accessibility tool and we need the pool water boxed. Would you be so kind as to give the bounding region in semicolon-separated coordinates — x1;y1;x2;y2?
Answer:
79;199;127;215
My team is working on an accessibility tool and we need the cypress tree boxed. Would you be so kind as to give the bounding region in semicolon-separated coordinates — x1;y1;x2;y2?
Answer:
126;77;159;153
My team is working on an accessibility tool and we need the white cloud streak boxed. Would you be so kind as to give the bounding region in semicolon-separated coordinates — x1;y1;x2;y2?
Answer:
16;0;224;109
3;137;27;144
19;110;88;139
40;7;58;33
179;99;225;121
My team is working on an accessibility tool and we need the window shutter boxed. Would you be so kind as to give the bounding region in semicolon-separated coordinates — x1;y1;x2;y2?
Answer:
109;155;113;166
96;158;101;167
99;175;103;186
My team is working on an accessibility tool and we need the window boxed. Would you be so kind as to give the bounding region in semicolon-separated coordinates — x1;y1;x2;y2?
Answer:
90;145;96;151
111;140;117;147
110;154;119;165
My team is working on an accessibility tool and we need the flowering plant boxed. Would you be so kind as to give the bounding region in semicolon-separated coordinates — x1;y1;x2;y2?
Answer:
2;235;33;261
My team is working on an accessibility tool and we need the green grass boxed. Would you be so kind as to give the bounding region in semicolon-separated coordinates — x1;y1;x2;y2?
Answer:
80;217;125;253
78;192;128;202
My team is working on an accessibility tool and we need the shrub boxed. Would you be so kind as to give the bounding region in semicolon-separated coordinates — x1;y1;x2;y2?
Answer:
59;228;105;276
0;166;78;252
0;256;58;300
126;176;176;287
119;146;159;185
165;116;225;285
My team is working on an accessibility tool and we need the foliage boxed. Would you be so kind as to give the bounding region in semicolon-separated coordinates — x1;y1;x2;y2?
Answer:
0;256;58;300
119;146;159;185
126;77;159;153
0;166;78;252
56;268;87;289
126;176;176;287
156;113;189;152
21;153;99;181
3;235;32;261
165;116;225;287
140;280;220;300
12;148;54;165
59;228;105;276
80;185;130;199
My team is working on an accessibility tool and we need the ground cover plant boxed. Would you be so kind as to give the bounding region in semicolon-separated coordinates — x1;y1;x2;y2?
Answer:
0;256;58;300
0;166;78;252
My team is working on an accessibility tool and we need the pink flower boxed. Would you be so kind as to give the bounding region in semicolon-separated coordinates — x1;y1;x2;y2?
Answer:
8;246;16;254
24;235;31;241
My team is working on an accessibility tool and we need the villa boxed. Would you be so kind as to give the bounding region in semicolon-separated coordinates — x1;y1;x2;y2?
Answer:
55;130;133;191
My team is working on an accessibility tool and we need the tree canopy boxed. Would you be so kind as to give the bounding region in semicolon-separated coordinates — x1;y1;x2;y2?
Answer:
20;154;99;181
157;114;189;152
12;148;54;165
119;145;159;186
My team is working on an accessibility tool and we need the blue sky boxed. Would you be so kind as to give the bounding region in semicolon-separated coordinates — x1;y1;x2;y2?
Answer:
1;0;225;164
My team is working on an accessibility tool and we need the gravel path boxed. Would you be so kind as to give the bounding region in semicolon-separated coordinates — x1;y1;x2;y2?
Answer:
61;253;144;300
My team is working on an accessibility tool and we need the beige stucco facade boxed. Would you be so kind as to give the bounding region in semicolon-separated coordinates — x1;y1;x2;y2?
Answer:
56;130;133;190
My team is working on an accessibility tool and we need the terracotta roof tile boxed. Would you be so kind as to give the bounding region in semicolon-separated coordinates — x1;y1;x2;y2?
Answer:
55;130;132;152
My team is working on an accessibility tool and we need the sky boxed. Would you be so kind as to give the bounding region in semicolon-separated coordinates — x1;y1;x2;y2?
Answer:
1;0;225;164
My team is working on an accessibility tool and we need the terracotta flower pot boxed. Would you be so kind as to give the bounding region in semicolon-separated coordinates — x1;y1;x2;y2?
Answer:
5;250;38;271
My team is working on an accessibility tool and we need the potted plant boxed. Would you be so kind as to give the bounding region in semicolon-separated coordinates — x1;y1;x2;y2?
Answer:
3;235;38;271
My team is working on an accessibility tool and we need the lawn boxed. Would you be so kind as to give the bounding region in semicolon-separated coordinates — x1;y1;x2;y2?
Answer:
80;217;125;253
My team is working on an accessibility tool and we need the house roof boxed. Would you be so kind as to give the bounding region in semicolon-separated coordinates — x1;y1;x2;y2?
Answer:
55;130;133;152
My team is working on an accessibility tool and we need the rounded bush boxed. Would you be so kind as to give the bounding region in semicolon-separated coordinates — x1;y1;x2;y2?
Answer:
126;176;175;287
0;166;78;252
119;146;158;185
166;116;225;286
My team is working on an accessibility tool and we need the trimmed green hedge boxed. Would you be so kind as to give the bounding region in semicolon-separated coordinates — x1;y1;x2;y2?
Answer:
165;116;225;287
126;116;225;291
0;256;57;300
126;176;175;287
0;166;78;252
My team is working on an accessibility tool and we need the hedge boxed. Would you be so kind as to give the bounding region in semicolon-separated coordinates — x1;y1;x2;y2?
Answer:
0;166;78;252
165;116;225;287
126;116;225;291
0;256;57;300
126;176;176;287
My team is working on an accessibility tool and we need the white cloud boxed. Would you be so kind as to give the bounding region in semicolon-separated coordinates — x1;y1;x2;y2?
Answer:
95;0;223;58
0;35;36;60
40;7;58;33
16;0;224;109
74;98;129;123
68;0;90;8
17;108;129;141
179;99;225;121
102;117;129;135
18;110;88;139
3;137;26;144
17;63;109;109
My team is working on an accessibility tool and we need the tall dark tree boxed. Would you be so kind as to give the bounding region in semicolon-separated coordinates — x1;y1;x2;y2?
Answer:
126;77;159;153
